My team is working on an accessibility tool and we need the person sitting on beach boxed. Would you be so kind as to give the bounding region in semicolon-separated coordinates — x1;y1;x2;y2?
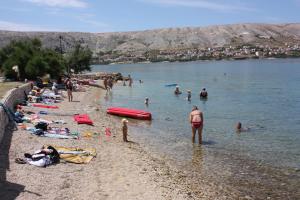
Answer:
236;122;250;133
174;86;182;95
122;118;129;142
187;90;192;101
145;97;149;106
189;106;204;144
200;88;208;98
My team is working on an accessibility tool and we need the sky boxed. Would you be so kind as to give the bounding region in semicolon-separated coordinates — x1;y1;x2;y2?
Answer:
0;0;299;32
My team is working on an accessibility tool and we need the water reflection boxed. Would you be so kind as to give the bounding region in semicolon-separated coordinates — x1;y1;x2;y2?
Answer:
191;145;204;169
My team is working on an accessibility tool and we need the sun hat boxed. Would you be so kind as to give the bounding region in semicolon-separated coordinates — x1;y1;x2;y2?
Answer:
122;118;129;123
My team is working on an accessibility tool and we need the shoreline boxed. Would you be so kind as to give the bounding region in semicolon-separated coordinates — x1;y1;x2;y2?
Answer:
1;83;201;199
2;80;299;199
92;56;300;66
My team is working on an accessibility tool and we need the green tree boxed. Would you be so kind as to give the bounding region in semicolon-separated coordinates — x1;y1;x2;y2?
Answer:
25;55;49;79
0;38;65;80
67;43;92;73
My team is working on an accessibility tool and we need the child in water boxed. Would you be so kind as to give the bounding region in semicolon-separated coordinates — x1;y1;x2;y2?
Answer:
145;97;149;106
122;118;129;142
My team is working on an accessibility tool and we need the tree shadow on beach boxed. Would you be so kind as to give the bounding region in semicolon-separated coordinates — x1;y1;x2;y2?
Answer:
0;124;25;200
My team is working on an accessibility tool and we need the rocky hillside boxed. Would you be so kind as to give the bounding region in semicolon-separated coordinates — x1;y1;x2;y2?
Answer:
0;23;300;57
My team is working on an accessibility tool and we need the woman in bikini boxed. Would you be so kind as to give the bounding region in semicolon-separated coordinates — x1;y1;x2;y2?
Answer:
189;106;204;144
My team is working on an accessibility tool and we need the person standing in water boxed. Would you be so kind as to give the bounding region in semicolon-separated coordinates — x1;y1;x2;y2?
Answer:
187;90;192;101
189;106;204;144
145;97;149;106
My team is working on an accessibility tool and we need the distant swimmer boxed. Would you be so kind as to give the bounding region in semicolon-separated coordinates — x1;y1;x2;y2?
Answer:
174;86;182;95
187;90;191;101
189;106;204;144
236;122;250;133
145;97;149;106
200;88;208;98
139;79;143;84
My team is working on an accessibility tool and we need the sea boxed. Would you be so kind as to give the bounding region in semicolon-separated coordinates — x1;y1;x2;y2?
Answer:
93;58;300;199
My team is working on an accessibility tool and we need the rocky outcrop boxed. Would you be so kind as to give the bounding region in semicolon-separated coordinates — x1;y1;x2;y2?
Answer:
0;23;300;56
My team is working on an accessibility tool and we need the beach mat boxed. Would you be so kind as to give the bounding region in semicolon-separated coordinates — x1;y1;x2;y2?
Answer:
45;145;96;164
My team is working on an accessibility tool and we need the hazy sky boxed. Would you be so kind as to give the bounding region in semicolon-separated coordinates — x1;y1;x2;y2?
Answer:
0;0;299;32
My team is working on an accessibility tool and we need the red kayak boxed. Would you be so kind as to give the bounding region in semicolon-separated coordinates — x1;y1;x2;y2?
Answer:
107;107;152;120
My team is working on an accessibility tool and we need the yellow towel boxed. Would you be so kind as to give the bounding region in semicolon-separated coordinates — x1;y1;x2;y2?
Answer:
45;145;96;164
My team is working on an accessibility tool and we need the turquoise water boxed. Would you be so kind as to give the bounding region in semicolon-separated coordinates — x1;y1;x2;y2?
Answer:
93;58;300;198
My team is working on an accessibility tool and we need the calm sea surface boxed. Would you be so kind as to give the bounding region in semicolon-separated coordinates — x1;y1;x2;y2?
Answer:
93;58;300;198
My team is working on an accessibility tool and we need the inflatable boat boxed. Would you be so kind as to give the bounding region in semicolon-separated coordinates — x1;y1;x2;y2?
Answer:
107;107;152;120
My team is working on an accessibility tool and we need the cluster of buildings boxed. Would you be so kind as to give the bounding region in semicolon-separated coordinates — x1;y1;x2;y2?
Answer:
93;43;300;64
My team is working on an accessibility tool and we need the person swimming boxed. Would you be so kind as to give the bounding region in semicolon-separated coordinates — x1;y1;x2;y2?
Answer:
174;86;182;95
236;122;250;132
200;88;208;98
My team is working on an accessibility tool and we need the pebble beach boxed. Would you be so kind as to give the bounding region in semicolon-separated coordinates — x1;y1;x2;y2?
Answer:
0;83;216;200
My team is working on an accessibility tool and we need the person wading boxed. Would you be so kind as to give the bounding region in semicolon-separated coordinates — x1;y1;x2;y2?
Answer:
189;106;204;144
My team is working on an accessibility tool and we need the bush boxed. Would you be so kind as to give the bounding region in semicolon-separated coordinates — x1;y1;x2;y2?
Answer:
0;38;65;80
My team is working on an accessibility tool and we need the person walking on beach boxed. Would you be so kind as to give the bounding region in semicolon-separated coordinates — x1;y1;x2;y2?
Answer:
128;75;133;87
189;106;204;144
65;79;73;102
107;77;113;91
103;77;108;90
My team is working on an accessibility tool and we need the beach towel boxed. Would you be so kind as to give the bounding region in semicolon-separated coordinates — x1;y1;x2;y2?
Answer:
74;114;93;125
32;104;59;109
45;145;96;164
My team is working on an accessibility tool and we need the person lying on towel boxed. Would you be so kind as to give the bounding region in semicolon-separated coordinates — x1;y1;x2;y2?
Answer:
15;146;60;167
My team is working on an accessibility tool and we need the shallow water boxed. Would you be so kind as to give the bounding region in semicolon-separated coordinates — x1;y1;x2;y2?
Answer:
93;58;300;198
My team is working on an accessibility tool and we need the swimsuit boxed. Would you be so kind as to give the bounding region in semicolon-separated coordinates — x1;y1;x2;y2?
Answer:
191;112;202;128
192;121;202;128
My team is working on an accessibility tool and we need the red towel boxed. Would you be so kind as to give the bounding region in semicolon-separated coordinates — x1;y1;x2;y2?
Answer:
32;104;59;109
74;114;93;125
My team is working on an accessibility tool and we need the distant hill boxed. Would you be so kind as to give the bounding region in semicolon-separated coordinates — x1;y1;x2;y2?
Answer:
1;23;300;63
